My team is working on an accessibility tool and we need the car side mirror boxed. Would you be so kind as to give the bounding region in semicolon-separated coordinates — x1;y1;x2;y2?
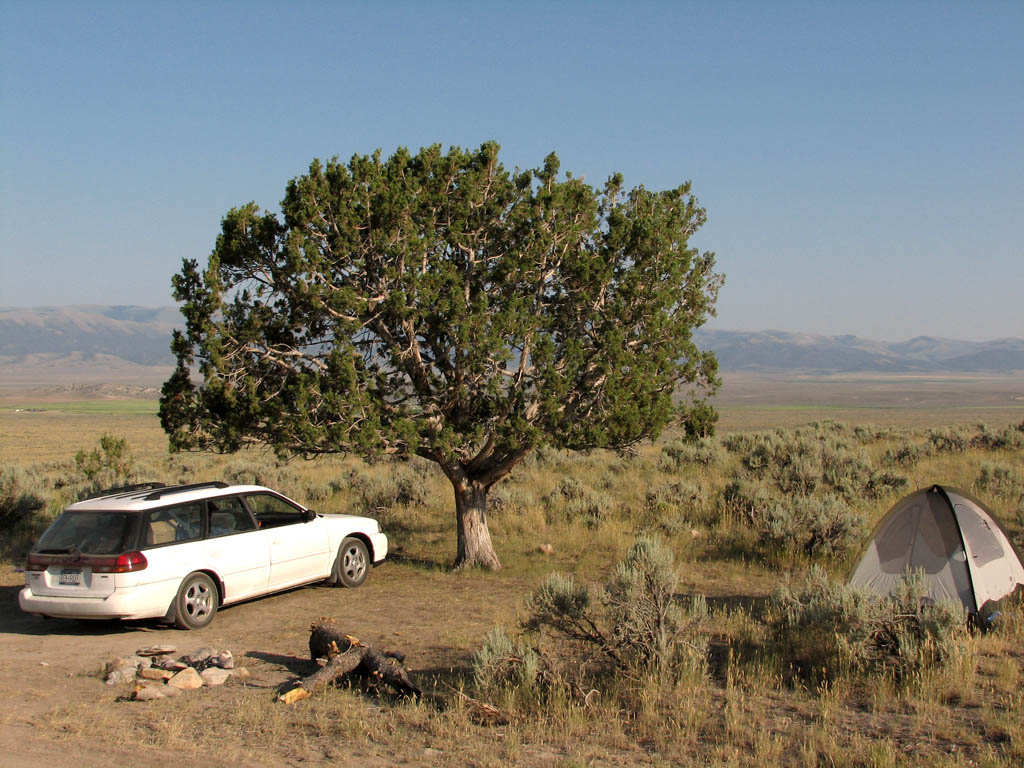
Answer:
303;509;317;522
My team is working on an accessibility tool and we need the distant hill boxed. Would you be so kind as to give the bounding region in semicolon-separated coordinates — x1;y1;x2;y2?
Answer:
693;329;1024;373
0;305;180;366
1;307;1022;383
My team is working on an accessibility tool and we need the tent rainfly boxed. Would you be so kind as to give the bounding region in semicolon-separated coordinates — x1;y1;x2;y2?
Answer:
849;485;1024;617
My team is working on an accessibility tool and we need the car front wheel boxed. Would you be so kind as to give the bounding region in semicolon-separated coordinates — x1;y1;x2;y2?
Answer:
333;537;369;588
174;571;218;629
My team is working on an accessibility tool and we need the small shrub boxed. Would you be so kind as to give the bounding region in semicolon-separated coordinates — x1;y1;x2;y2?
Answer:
971;424;1024;451
863;469;909;499
73;434;139;495
682;400;719;441
976;463;1023;501
776;453;821;496
659;438;721;471
0;465;50;563
472;626;541;699
809;419;851;436
721;478;774;525
349;463;433;514
721;431;759;455
520;535;708;679
770;567;971;684
543;478;614;528
821;440;872;498
221;458;282;488
853;424;901;443
750;495;863;561
882;441;926;468
642;480;704;535
927;426;970;454
735;431;823;496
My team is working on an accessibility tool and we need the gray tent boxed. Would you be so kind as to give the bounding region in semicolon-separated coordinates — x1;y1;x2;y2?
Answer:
849;485;1024;616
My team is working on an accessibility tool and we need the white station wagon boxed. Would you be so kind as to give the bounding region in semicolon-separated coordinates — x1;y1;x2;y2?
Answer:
19;481;388;629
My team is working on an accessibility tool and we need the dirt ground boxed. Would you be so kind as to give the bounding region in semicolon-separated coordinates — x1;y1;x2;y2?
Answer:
0;562;527;768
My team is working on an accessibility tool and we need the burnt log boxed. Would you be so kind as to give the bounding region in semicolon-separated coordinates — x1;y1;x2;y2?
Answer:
280;617;419;701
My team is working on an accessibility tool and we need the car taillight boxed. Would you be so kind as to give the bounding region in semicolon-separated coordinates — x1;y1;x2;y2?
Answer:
90;552;148;573
25;553;49;571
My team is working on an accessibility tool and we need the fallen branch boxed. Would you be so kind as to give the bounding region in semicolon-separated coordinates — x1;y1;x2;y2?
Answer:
278;617;419;703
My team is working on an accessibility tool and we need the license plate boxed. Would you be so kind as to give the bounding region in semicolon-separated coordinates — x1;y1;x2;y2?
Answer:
59;568;82;586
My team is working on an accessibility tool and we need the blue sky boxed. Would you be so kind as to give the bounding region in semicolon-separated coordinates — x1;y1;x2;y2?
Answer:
1;1;1021;340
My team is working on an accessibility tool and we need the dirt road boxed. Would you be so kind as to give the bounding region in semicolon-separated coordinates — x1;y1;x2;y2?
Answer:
0;562;526;767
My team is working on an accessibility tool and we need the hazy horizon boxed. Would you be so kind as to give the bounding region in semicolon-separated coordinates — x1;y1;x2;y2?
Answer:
2;2;1022;340
1;302;1021;345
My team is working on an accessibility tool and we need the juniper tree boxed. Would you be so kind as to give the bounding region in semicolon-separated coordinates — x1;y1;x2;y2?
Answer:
160;142;722;569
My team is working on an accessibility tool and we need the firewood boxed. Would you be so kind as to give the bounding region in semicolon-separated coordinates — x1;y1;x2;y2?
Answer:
279;617;420;703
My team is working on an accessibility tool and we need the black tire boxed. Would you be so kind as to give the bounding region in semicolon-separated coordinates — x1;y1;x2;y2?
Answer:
173;571;218;629
333;537;370;588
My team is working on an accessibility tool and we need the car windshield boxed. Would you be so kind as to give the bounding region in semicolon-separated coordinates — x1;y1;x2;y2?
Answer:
35;511;142;555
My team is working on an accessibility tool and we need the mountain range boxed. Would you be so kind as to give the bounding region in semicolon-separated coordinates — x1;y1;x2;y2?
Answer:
2;305;1022;377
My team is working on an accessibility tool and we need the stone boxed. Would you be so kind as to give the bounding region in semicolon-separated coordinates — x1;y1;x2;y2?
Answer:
182;647;215;665
278;687;310;704
104;656;141;685
139;667;173;681
159;659;189;672
213;650;234;669
167;667;204;690
136;645;177;657
230;667;250;680
200;667;230;686
133;686;166;701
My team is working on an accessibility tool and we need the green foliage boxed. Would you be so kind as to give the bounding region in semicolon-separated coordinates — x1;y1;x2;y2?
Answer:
681;400;719;441
160;142;722;568
73;433;134;489
770;567;971;684
70;434;143;498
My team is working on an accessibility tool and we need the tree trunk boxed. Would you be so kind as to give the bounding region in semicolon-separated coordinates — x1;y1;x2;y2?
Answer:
453;479;501;571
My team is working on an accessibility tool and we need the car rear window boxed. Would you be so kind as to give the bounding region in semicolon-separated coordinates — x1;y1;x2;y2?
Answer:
35;511;143;556
143;503;204;547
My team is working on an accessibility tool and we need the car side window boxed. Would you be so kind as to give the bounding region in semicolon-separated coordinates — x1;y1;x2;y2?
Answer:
243;494;305;530
207;496;257;538
144;503;203;547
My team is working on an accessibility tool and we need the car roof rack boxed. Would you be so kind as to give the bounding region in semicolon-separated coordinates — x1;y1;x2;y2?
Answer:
87;482;167;500
144;481;230;500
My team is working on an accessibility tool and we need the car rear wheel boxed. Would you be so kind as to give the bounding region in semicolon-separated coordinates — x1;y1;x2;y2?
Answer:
333;537;369;588
174;571;218;629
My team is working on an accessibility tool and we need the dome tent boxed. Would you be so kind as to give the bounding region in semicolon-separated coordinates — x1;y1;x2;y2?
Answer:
849;485;1024;619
